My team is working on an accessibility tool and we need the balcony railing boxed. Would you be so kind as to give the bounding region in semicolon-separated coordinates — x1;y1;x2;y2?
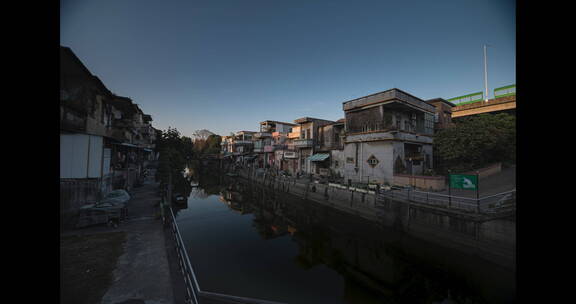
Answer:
347;122;432;135
254;132;271;138
293;139;314;148
112;118;135;128
288;132;300;139
263;145;275;152
234;140;253;145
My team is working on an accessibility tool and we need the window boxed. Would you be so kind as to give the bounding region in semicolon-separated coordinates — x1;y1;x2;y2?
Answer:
424;113;434;134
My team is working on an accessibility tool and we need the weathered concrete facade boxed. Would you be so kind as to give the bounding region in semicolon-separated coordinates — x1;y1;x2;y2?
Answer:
60;46;157;229
293;117;335;174
426;98;455;131
341;88;436;185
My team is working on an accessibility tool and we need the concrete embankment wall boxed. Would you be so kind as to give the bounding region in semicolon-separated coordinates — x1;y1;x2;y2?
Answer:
378;196;516;268
240;169;380;221
237;169;515;269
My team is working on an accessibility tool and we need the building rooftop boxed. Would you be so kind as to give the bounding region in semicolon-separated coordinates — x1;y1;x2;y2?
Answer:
260;120;296;126
294;117;335;124
426;98;456;107
342;88;435;113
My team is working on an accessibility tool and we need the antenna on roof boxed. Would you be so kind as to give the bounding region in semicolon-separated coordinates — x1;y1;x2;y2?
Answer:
483;44;491;102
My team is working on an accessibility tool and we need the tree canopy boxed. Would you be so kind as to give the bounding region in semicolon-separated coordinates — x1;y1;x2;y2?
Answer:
154;127;194;188
193;134;222;156
434;113;515;173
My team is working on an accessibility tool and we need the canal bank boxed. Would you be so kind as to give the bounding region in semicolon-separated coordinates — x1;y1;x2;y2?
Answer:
171;174;515;303
234;167;516;271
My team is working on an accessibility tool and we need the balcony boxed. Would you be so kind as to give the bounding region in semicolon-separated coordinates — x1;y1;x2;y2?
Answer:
293;139;314;148
254;132;271;138
60;106;87;132
273;143;287;150
234;140;253;145
112;118;135;129
288;132;300;139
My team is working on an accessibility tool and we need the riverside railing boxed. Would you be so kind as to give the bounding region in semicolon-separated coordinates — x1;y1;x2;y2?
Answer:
166;204;286;304
377;188;516;214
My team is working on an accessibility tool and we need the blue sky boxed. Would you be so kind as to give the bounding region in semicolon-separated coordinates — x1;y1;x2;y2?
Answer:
61;0;515;136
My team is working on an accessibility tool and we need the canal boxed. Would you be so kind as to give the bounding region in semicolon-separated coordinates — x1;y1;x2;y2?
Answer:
173;173;515;304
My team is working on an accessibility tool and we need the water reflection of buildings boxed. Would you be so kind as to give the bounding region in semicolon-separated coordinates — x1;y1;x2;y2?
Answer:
216;179;513;303
220;189;251;215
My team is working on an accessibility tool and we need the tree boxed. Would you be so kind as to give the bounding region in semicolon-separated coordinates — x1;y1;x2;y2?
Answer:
192;133;222;156
434;113;515;174
154;127;195;196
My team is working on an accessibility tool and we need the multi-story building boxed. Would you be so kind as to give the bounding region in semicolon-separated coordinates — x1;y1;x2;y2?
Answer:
220;135;234;155
253;121;295;169
314;119;346;178
60;46;156;228
341;88;435;185
425;98;455;132
283;125;301;174
233;131;256;155
292;117;335;174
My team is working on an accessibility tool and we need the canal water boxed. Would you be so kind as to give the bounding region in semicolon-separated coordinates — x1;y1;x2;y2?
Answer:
174;174;515;304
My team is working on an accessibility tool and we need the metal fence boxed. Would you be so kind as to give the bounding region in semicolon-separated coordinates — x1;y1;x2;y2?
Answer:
377;188;516;214
234;168;515;215
166;203;287;304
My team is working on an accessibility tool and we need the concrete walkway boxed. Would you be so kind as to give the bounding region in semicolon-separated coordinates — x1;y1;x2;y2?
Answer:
99;178;175;304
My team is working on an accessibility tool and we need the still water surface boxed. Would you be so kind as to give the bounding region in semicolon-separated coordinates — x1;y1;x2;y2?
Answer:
174;176;515;304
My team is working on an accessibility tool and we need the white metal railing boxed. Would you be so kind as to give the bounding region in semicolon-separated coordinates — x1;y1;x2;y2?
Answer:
377;188;516;214
167;205;287;304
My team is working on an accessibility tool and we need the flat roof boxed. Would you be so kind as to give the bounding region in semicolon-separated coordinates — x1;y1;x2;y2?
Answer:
294;117;335;124
342;88;425;105
426;98;456;107
260;120;296;126
342;88;435;113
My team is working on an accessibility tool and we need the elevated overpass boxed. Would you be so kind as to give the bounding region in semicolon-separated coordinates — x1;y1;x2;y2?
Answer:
451;95;516;118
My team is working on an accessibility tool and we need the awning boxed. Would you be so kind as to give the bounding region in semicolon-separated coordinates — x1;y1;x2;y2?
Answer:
112;142;140;148
307;153;330;162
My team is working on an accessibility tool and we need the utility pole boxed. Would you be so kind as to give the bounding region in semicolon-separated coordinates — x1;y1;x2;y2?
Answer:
484;44;490;102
